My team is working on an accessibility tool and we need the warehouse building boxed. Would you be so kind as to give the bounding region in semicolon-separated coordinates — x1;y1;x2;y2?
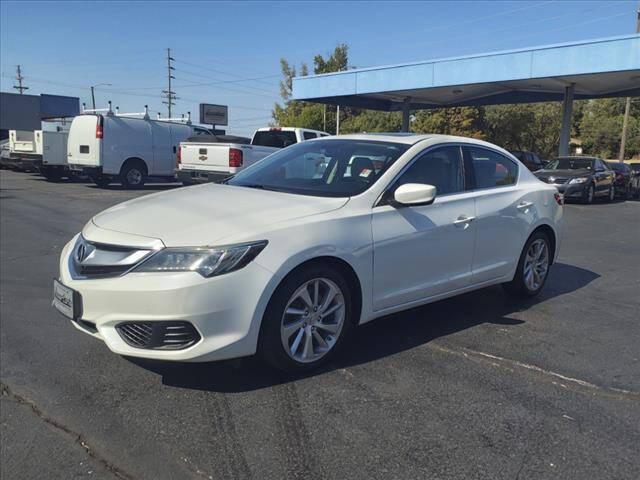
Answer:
0;92;80;140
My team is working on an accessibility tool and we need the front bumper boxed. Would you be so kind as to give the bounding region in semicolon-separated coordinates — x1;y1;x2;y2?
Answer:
56;236;274;362
553;182;587;199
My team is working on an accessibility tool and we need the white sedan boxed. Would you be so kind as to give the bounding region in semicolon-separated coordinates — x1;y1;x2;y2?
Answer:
54;134;563;371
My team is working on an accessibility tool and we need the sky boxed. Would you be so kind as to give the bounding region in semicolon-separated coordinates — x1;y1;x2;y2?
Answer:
1;0;638;136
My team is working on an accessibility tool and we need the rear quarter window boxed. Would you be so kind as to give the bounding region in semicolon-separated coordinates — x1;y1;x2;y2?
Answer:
467;147;518;189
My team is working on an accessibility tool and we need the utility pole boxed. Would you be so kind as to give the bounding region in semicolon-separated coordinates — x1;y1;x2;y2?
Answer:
323;105;327;132
618;7;639;160
336;105;340;135
162;48;177;118
13;65;28;94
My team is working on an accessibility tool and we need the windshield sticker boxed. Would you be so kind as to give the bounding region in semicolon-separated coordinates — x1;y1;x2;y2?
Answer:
359;168;372;178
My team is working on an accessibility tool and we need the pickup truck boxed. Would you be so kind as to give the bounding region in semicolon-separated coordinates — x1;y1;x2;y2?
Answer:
177;127;330;185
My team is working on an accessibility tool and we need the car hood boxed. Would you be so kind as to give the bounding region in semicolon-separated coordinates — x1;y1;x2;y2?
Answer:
90;184;349;247
535;169;592;178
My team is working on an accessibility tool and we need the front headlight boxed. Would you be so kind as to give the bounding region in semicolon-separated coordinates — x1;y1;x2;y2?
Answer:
569;177;589;184
133;240;267;277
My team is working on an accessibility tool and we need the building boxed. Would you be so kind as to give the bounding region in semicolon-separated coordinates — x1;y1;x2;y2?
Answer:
0;92;80;140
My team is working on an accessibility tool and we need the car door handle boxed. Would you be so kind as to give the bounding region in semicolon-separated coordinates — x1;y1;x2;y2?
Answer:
516;201;533;212
454;215;475;227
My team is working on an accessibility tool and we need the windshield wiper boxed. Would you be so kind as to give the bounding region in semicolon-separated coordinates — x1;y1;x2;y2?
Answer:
238;183;286;193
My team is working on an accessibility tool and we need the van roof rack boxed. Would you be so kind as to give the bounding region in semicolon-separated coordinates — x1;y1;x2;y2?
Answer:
81;102;191;124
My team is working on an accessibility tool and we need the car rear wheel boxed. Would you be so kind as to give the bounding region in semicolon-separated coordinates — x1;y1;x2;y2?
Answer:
120;161;147;188
503;231;551;298
259;265;354;372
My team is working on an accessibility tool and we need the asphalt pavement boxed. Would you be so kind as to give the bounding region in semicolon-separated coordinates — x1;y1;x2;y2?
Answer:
1;169;639;480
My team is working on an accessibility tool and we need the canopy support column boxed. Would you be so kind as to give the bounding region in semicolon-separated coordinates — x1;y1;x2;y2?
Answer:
558;84;575;156
401;98;411;132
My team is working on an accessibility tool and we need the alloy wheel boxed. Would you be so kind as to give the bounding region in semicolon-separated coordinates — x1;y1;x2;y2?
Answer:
587;185;594;203
280;277;345;363
523;239;549;291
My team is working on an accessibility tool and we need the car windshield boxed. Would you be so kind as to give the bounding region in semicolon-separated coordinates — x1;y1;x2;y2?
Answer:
227;139;410;197
607;163;625;172
546;158;594;170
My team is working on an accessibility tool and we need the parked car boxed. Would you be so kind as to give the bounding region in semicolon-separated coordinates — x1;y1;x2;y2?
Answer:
628;162;640;199
177;127;329;185
605;161;633;199
534;156;615;203
67;109;212;188
510;150;546;171
53;134;563;372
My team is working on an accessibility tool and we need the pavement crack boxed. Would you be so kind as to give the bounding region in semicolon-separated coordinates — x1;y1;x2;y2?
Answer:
428;343;640;401
1;382;135;480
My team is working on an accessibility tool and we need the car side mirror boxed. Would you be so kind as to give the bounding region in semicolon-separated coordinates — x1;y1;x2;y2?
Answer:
392;183;437;207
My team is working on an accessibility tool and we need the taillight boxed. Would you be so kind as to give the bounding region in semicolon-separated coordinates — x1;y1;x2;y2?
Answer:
95;116;104;139
554;193;564;205
229;148;243;168
177;146;182;165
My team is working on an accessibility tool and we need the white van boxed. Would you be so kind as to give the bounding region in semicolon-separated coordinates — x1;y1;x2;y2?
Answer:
67;112;211;187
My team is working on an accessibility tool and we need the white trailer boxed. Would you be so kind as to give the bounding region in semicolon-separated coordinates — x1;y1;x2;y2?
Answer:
9;120;72;179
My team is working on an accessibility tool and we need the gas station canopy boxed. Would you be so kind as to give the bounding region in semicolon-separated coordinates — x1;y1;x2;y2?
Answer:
292;35;640;111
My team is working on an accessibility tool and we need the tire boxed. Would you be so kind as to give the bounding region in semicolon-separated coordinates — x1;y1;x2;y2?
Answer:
91;175;111;188
259;264;355;372
120;160;147;188
40;166;63;182
583;184;595;204
503;231;551;298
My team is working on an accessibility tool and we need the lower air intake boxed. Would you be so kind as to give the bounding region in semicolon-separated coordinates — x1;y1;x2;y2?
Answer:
116;321;200;350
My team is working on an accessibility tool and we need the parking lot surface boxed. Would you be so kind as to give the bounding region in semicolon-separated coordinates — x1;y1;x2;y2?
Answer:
1;169;639;480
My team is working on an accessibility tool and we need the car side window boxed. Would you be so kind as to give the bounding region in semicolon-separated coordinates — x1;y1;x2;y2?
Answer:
303;132;317;140
467;147;518;189
393;146;464;196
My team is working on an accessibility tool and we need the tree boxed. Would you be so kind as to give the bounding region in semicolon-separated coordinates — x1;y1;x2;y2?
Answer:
273;43;405;134
579;98;640;159
412;107;485;138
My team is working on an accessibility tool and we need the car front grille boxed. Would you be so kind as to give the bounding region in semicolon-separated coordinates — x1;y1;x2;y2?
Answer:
71;236;156;279
551;178;568;184
116;321;201;350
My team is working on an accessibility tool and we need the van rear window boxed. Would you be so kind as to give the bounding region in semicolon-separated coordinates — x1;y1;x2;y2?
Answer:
79;145;90;154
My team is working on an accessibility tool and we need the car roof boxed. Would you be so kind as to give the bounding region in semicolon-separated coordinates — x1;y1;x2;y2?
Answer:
326;133;499;147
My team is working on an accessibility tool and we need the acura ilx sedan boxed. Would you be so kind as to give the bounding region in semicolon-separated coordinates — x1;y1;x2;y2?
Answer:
54;134;563;371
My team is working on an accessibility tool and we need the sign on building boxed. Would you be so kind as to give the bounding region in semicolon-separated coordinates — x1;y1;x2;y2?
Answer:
199;104;228;126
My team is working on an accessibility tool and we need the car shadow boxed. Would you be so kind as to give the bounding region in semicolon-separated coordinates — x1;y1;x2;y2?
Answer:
127;262;600;393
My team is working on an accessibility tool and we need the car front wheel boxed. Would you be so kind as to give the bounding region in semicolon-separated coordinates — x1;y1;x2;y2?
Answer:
259;264;354;372
584;184;595;204
503;231;551;298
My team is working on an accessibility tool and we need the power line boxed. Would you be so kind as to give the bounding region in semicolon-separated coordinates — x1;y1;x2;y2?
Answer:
174;67;278;95
173;58;279;87
162;48;177;117
13;65;28;94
